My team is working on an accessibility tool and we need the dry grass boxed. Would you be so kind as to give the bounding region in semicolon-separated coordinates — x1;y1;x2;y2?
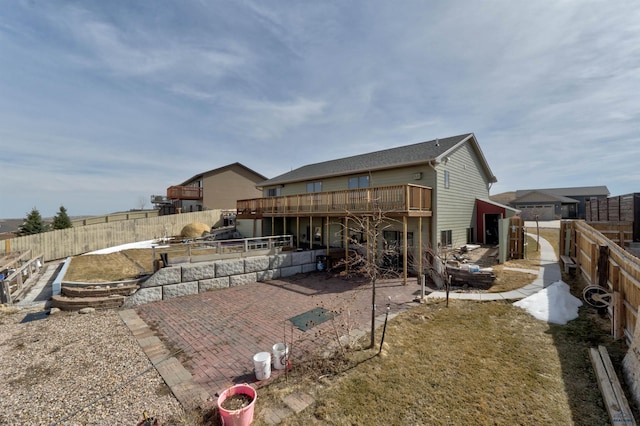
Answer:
248;298;612;425
237;227;616;425
65;246;224;283
482;229;560;293
64;251;146;282
487;266;538;292
251;228;611;424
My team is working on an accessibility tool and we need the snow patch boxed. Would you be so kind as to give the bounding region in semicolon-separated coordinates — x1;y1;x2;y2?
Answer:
513;280;582;325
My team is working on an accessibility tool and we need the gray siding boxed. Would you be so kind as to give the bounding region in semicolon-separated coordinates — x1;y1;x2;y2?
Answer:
434;143;490;247
271;164;435;196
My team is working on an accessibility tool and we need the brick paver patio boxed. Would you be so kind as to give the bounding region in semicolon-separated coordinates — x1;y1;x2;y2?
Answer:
135;272;421;398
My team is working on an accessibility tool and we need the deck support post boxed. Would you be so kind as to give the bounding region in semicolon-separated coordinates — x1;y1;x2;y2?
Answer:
403;216;408;285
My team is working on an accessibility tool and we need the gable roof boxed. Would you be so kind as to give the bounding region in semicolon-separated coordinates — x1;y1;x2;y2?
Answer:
513;190;579;204
179;162;267;186
259;133;497;187
515;186;609;198
477;198;521;214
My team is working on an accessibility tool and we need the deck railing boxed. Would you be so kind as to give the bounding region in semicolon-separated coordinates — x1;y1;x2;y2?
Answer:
237;184;431;217
151;235;294;269
167;186;203;200
1;250;45;305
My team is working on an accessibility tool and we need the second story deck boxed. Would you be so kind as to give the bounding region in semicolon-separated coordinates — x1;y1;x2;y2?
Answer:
167;185;203;200
237;184;432;218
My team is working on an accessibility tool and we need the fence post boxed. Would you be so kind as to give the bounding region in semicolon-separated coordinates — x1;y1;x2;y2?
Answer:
1;280;11;305
610;265;624;340
598;245;609;288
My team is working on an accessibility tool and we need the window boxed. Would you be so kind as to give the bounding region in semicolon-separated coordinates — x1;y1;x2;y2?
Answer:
440;230;452;248
466;228;474;244
383;231;414;269
348;175;370;189
444;171;450;189
383;231;414;248
267;187;281;197
306;182;322;193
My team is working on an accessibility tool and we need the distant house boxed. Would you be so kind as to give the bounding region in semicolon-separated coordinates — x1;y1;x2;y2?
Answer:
158;163;267;214
512;186;610;220
236;133;514;280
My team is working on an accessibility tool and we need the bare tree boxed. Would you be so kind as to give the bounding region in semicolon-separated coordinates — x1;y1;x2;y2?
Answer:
412;243;452;307
137;196;148;210
334;209;402;349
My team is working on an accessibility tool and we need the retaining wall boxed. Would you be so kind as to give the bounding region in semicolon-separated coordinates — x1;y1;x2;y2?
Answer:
123;249;324;307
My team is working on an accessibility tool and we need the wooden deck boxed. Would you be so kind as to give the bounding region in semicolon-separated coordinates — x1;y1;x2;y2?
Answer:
167;185;203;200
236;184;432;218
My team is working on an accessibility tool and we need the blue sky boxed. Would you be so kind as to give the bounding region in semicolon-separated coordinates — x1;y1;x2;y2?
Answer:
1;1;639;219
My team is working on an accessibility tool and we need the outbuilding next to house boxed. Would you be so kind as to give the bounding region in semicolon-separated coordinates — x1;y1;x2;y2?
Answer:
476;199;520;245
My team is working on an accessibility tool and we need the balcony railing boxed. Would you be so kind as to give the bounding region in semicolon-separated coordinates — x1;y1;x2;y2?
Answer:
237;184;431;217
167;186;203;200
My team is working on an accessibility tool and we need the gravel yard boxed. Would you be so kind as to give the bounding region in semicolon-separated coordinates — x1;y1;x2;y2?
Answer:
0;307;183;425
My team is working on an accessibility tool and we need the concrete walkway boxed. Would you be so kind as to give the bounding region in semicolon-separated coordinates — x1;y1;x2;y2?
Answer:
426;234;562;301
15;261;61;309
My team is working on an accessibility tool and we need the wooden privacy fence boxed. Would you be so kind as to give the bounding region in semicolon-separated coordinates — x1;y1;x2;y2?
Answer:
560;220;640;343
70;209;159;227
2;210;224;262
508;216;525;260
587;222;633;247
586;192;640;242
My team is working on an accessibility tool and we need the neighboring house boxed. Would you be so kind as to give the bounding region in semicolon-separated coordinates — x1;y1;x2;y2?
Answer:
157;163;267;214
512;186;610;220
236;133;512;281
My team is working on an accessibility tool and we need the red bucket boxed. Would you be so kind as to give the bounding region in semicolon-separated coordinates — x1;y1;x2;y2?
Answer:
217;384;256;426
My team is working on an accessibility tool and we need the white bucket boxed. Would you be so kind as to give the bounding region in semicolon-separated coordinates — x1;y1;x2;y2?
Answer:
272;343;289;370
253;351;271;380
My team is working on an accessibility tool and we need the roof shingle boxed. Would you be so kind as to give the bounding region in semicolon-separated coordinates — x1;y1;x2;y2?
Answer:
260;133;479;186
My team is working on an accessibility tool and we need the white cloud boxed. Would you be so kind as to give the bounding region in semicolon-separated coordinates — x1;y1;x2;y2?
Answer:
231;97;327;140
1;0;640;216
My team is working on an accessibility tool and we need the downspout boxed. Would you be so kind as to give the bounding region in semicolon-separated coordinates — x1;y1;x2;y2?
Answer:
427;159;440;250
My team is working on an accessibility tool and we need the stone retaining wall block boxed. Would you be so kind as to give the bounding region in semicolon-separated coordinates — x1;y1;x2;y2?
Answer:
141;267;182;288
182;263;216;282
199;277;230;292
271;253;292;269
257;269;280;281
123;287;163;307
163;282;198;299
244;256;271;273
291;251;313;265
230;273;258;287
280;265;302;277
215;259;245;277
